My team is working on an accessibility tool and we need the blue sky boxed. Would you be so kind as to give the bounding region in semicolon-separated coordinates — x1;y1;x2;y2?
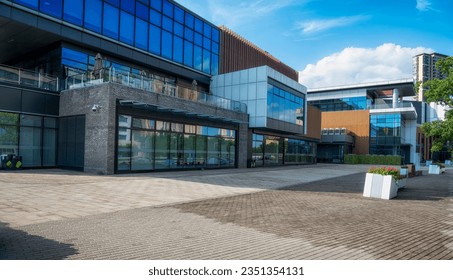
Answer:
176;0;452;88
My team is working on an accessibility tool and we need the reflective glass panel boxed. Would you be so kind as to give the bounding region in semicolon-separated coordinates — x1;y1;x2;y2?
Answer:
174;22;183;36
183;40;193;67
19;127;42;167
154;132;169;169
150;0;162;11
207;137;219;167
162;16;173;32
150;9;161;26
173;35;183;63
162;0;173;17
40;0;62;18
211;54;219;75
203;24;212;39
43;128;56;166
105;0;119;7
103;4;119;39
14;0;38;9
84;0;102;33
194;45;202;71
202;50;210;74
184;27;193;42
63;0;83;25
131;130;154;171
135;18;148;50
121;0;135;14
174;6;184;23
136;2;149;21
149;24;161;55
212;28;220;43
185;12;194;28
161;30;173;59
195;135;206;167
194;32;203;46
120;11;134;44
194;17;203;33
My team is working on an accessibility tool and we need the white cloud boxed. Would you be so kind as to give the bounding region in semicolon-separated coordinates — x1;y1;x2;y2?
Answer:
298;43;434;89
296;15;369;35
416;0;432;11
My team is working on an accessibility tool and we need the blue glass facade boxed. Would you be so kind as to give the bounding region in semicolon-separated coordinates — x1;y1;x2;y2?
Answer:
13;0;220;76
309;96;369;112
370;114;401;155
267;84;304;126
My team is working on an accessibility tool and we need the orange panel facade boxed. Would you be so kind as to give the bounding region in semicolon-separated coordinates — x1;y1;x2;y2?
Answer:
306;105;321;141
321;110;370;155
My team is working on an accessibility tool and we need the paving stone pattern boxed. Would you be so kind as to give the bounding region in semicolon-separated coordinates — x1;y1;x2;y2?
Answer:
0;165;452;260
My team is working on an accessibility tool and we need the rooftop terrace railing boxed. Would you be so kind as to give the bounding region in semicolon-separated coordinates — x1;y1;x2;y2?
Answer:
0;64;59;91
63;68;247;113
368;101;415;110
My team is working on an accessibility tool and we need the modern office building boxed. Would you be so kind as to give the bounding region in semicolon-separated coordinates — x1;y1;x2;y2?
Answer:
0;0;317;174
307;80;418;164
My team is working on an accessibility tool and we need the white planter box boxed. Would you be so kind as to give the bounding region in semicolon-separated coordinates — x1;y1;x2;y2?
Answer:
428;165;444;174
363;173;398;200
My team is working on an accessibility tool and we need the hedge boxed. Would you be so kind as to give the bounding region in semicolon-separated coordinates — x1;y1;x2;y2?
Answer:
344;154;401;165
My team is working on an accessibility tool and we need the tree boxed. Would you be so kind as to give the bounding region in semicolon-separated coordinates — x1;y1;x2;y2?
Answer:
420;56;453;154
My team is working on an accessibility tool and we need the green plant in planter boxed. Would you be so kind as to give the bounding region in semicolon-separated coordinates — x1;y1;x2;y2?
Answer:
367;166;402;181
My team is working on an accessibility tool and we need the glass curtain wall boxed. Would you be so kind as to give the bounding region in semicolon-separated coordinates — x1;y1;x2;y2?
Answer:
117;114;236;172
369;114;402;155
267;84;305;127
252;133;316;166
309;97;369;112
0;111;57;167
13;0;220;75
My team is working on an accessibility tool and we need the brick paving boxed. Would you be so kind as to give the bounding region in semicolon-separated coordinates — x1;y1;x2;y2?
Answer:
0;165;452;260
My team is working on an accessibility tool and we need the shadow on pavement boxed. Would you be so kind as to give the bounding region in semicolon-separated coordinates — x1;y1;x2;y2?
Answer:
0;222;77;260
280;172;452;201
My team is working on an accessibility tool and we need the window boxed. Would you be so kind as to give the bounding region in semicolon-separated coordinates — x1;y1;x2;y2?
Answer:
120;11;134;45
136;2;149;21
161;30;173;59
194;18;203;33
135;18;148;50
183;40;193;67
194;45;202;71
103;4;119;39
14;0;38;9
150;0;162;11
162;0;173;17
173;35;183;63
185;13;194;29
174;6;184;23
121;0;135;14
162;16;173;32
149;24;161;55
150;9;162;26
63;0;83;25
84;0;102;33
40;0;62;18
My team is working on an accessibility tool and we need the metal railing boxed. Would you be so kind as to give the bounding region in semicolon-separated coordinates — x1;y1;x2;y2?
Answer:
0;64;59;91
64;68;247;113
368;101;415;110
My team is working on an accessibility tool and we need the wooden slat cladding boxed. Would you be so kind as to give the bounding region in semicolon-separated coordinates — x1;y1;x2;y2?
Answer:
219;26;299;81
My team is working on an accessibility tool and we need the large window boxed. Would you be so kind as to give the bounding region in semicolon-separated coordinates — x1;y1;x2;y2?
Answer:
370;114;402;156
252;133;316;166
13;0;220;75
267;84;305;126
117;115;236;172
310;96;369;112
0;112;57;167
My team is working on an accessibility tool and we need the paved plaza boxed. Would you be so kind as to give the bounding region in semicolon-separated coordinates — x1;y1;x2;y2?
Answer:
0;164;452;260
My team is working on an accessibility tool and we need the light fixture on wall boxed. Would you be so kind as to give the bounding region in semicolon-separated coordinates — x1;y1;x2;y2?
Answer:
91;104;102;112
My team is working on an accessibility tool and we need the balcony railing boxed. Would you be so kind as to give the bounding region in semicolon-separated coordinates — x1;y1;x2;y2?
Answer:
0;64;59;91
64;68;247;113
368;101;415;110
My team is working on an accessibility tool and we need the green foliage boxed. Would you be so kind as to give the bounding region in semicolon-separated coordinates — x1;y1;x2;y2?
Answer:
344;154;401;165
420;56;453;153
367;166;400;180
